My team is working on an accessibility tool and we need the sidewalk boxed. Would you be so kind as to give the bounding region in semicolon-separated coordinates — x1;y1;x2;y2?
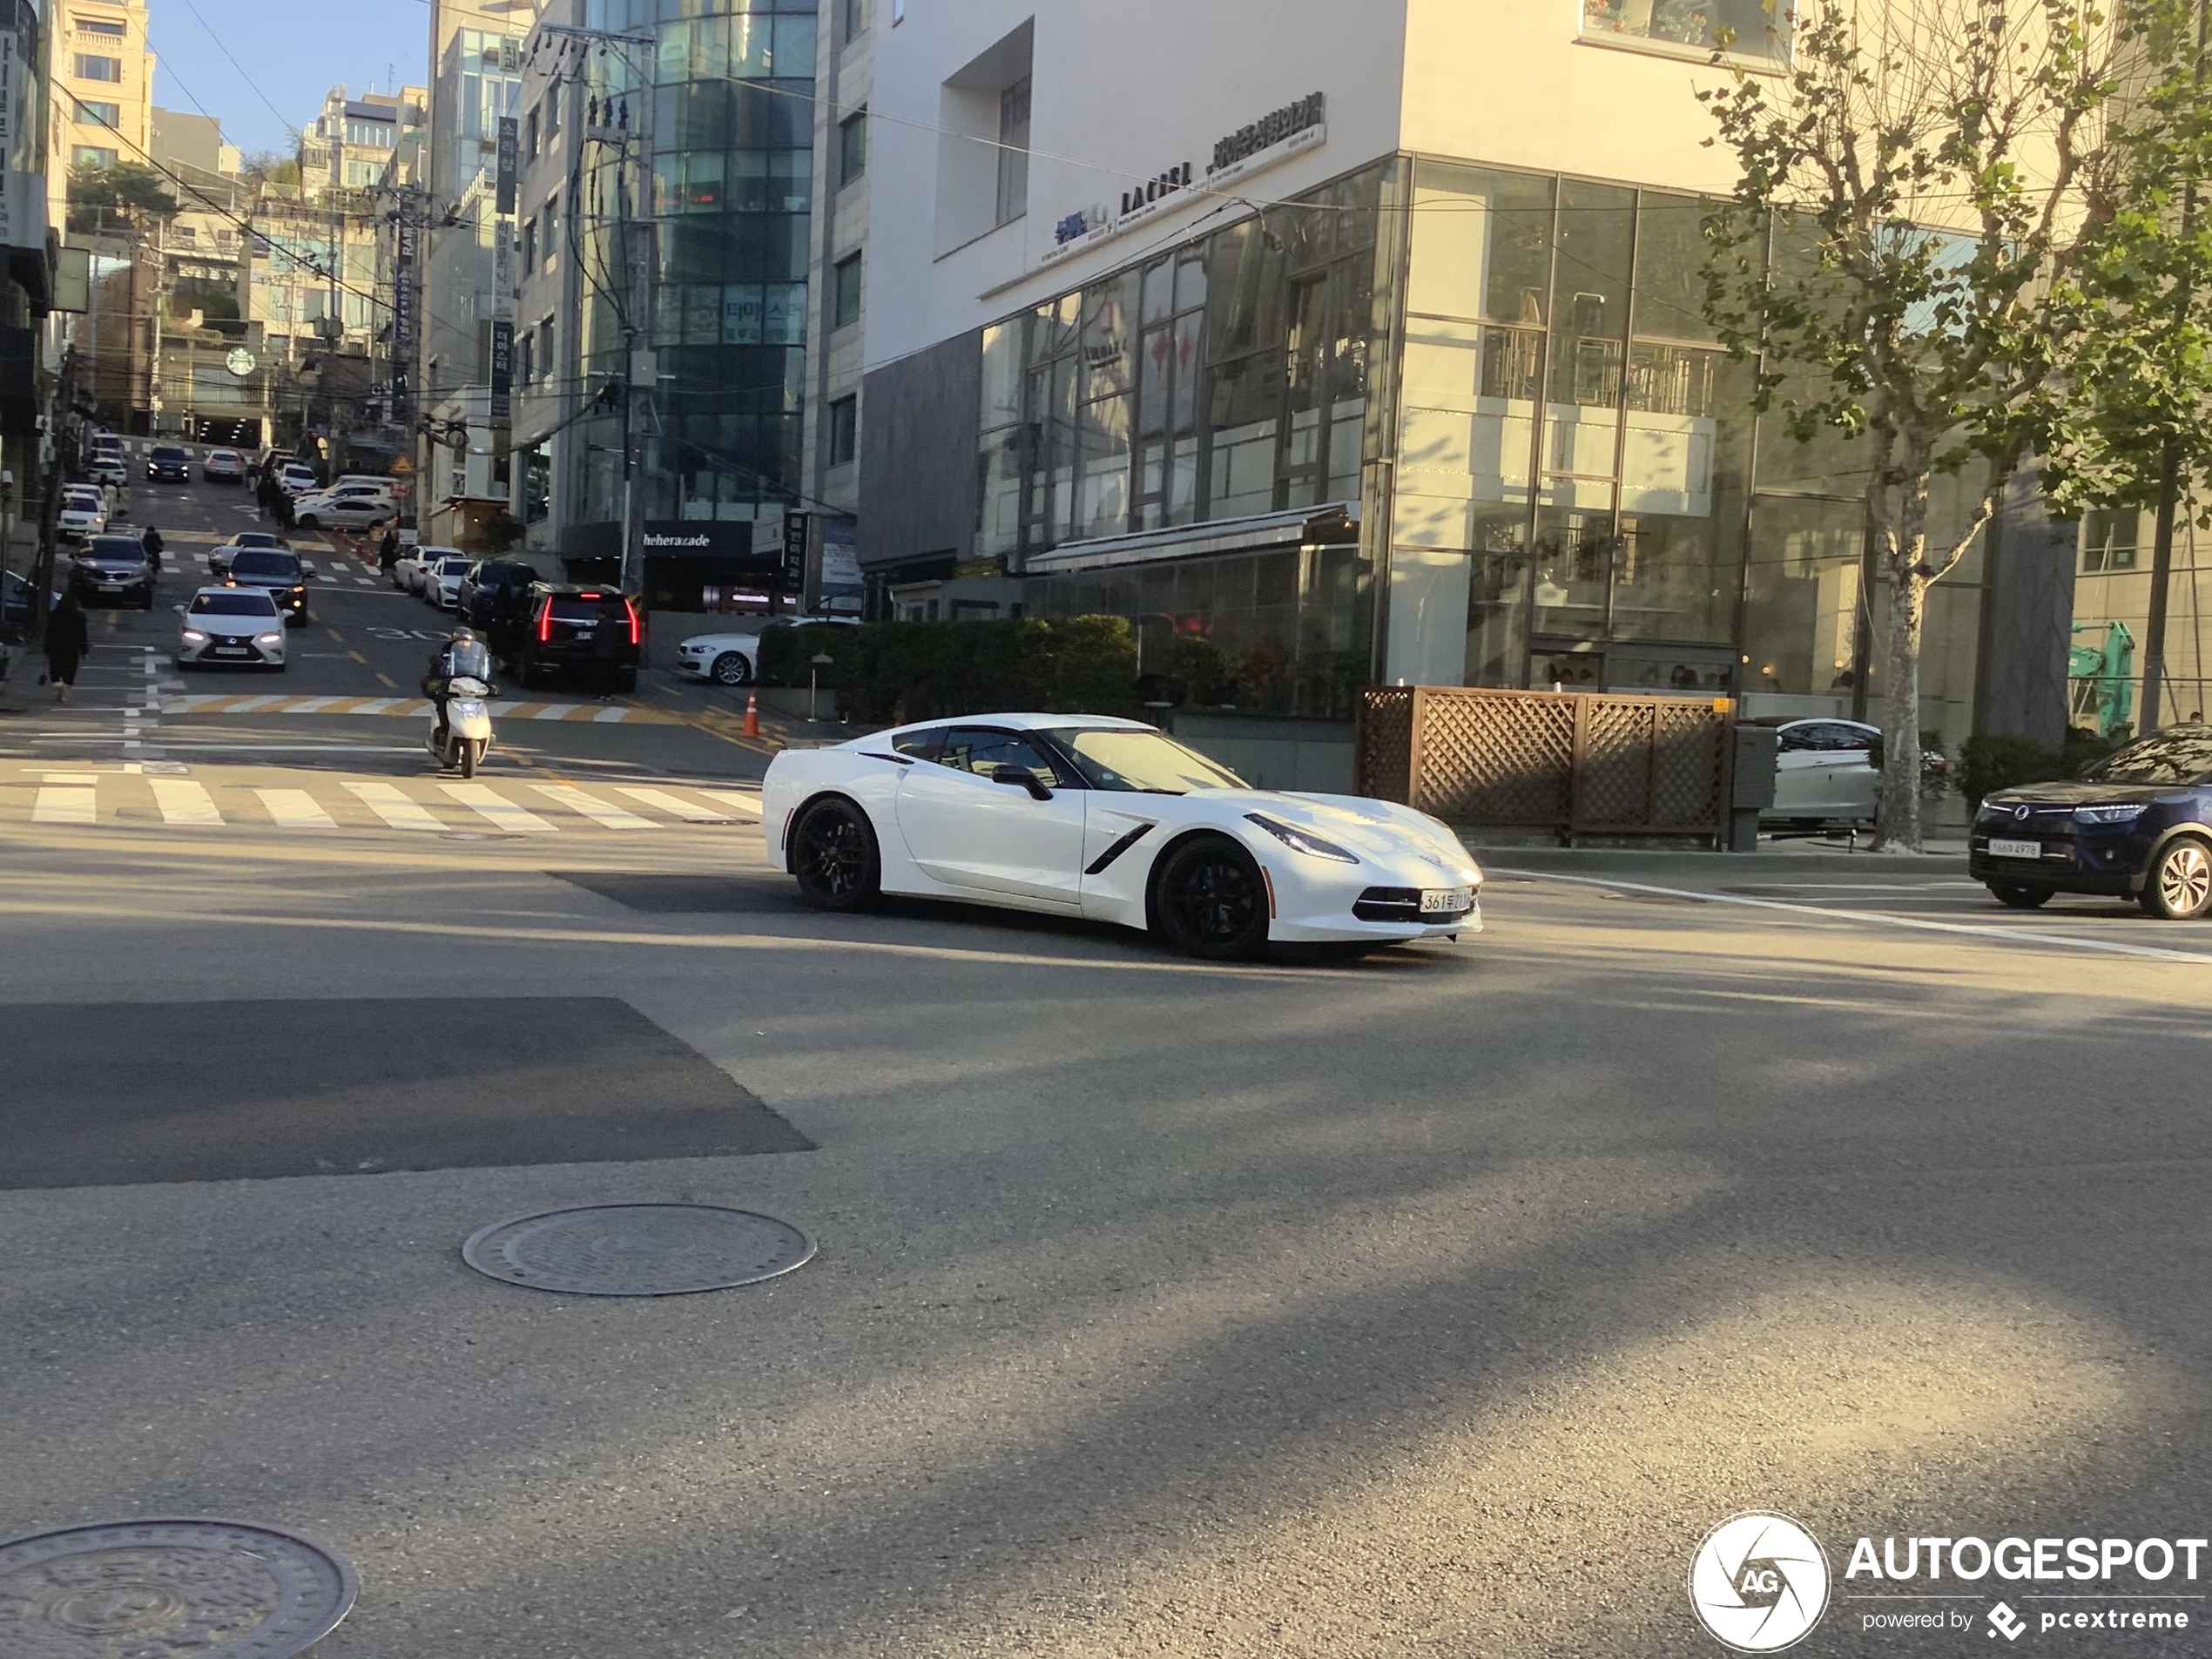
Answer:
1463;835;1969;876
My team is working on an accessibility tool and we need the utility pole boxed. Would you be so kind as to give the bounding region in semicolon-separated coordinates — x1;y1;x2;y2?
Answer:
2140;0;2211;736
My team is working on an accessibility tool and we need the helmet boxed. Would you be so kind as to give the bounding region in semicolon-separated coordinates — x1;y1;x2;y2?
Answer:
450;627;476;644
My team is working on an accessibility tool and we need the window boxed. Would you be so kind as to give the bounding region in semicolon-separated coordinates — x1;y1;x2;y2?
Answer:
71;145;117;169
524;106;540;159
1581;0;1791;60
833;252;862;329
828;395;858;465
74;54;122;83
844;0;872;40
543;194;559;264
74;17;125;34
2081;508;2141;573
78;100;119;128
544;84;561;138
520;217;536;271
839;110;867;187
995;76;1030;226
170;223;194;244
938;728;1064;787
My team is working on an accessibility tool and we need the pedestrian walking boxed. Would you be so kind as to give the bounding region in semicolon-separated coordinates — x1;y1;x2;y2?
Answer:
43;590;90;704
377;527;400;573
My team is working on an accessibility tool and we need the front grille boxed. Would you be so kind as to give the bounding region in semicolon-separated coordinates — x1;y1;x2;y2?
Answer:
1353;887;1422;922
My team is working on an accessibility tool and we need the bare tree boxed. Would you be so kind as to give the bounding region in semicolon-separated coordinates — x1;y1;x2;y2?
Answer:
1703;0;2212;849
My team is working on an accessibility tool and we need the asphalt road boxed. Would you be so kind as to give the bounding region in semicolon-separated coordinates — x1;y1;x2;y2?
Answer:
3;486;2210;1656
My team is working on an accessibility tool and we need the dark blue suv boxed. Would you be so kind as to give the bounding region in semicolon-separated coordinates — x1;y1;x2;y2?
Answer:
1970;724;2212;919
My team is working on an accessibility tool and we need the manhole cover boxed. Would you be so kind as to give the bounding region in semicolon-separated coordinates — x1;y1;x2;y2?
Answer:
0;1519;357;1658
461;1203;814;1296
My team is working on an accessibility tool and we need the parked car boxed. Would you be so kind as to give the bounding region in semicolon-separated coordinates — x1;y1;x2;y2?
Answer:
331;475;401;501
293;491;395;532
70;534;155;607
222;546;311;621
675;617;859;686
201;448;246;483
1971;723;2212;919
426;554;477;610
146;444;192;482
460;556;542;644
276;462;320;496
57;488;106;543
88;455;127;488
395;543;458;596
178;585;287;671
509;583;642;691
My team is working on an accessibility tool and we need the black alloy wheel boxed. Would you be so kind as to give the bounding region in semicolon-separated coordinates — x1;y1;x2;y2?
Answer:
2141;836;2212;920
711;651;752;685
792;798;880;911
1986;880;2054;910
1153;833;1270;961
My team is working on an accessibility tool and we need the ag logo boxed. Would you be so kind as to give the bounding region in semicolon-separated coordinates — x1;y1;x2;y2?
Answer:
1688;1512;1831;1652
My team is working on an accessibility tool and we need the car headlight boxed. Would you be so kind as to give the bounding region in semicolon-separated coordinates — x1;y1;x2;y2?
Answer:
256;631;283;645
180;629;206;642
1245;812;1359;864
2074;803;2149;824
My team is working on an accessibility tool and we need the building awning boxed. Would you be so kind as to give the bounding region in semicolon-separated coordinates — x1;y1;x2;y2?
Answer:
1023;502;1359;577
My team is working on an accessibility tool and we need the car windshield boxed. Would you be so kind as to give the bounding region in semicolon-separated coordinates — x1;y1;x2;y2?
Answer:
234;534;281;548
2080;727;2212;785
230;551;300;577
189;592;277;616
86;538;143;558
1057;729;1246;793
438;558;474;575
152;448;185;460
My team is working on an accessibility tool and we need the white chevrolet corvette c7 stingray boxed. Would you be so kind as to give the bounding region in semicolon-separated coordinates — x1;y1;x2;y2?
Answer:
759;713;1482;959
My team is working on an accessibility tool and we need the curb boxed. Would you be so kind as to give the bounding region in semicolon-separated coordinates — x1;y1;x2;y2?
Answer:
1462;844;1969;877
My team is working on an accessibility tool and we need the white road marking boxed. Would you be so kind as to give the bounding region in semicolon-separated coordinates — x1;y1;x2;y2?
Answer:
439;782;556;833
531;783;651;828
286;697;344;713
149;778;223;825
31;786;96;825
1500;868;2212;964
252;788;338;828
592;705;628;723
616;786;732;823
689;788;764;818
344;780;447;832
225;696;285;713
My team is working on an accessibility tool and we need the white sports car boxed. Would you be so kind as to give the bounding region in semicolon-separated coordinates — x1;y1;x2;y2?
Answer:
760;713;1483;959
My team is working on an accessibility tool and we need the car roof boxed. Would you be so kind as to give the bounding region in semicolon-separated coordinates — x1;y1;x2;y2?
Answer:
86;535;144;552
192;583;274;599
874;712;1158;738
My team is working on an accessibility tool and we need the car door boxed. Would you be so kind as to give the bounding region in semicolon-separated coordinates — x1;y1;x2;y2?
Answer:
1770;725;1824;814
1819;723;1880;819
893;726;1089;908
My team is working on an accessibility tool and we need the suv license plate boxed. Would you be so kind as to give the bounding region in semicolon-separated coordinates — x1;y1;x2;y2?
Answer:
212;645;248;658
1420;887;1473;914
1988;837;2040;860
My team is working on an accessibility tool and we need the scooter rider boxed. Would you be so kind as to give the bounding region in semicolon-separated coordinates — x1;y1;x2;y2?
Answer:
422;626;492;757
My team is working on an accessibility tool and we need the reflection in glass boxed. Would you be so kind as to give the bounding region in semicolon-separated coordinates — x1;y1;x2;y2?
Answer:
1467;555;1531;687
1533;504;1614;631
1408;161;1554;325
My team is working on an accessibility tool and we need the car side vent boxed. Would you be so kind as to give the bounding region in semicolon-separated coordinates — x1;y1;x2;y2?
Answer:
1352;886;1421;921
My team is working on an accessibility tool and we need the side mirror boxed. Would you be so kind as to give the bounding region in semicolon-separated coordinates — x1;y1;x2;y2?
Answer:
990;764;1053;800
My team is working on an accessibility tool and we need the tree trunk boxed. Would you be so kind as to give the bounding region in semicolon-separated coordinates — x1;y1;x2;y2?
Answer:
1877;458;1932;853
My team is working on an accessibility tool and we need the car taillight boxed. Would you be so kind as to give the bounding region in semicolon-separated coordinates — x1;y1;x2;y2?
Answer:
625;597;640;645
537;600;552;643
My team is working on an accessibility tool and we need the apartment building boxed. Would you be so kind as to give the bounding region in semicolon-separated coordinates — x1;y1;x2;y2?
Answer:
51;0;151;179
853;0;2075;754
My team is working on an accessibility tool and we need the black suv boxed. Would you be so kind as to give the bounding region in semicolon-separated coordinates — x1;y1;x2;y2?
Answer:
461;557;542;648
146;444;192;482
224;547;312;622
508;583;641;691
71;535;154;607
1971;724;2212;919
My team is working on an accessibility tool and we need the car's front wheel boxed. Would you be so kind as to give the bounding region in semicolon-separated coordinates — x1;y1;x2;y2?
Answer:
1986;880;2053;910
791;797;880;911
1151;833;1271;961
711;651;752;686
2141;836;2212;920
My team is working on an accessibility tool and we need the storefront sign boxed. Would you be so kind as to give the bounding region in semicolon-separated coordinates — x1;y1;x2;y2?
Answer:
488;319;512;423
1037;91;1325;272
391;217;416;423
644;520;776;568
0;169;42;252
495;116;518;215
0;27;21;161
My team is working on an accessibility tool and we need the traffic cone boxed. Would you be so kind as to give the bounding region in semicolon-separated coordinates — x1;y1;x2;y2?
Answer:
742;691;760;738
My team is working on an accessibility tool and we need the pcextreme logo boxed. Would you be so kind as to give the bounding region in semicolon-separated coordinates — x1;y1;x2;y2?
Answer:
1689;1512;1832;1652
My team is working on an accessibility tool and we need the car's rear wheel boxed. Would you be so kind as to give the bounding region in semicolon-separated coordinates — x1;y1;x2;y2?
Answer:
1986;880;2053;910
711;651;752;685
2141;836;2212;920
1152;833;1270;961
792;797;880;911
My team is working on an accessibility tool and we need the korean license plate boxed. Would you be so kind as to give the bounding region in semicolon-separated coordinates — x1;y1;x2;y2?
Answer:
1420;887;1474;914
212;645;248;658
99;582;125;591
1988;837;2040;860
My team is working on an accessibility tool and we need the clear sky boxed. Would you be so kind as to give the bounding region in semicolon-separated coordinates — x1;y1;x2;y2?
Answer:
150;0;433;158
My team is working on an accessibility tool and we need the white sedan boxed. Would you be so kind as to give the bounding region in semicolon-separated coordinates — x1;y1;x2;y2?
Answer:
761;714;1483;959
426;554;476;609
177;585;287;671
293;491;395;532
675;617;859;685
57;490;106;541
395;543;460;594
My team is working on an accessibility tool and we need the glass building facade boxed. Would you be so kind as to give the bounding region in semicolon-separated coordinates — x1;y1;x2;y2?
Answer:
987;152;1990;751
572;0;817;552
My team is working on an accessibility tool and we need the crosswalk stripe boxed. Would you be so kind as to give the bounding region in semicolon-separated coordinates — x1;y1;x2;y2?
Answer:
31;786;96;825
530;783;651;828
149;778;223;825
226;695;285;713
617;786;732;823
344;780;447;831
690;789;764;818
288;697;344;713
253;788;337;828
440;781;556;832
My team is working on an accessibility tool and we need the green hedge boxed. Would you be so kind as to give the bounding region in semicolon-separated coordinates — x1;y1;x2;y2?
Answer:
756;616;1143;722
1954;730;2126;810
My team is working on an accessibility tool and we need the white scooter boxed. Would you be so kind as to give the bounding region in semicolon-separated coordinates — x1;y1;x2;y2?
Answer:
428;673;496;779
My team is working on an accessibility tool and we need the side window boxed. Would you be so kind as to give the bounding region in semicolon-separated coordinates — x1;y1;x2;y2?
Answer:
940;727;1062;787
892;725;949;761
1832;725;1876;752
1777;725;1815;753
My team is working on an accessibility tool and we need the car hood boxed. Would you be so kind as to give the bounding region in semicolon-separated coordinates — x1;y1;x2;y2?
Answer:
680;633;763;651
190;612;280;637
1983;781;2181;808
1231;790;1477;870
229;571;300;586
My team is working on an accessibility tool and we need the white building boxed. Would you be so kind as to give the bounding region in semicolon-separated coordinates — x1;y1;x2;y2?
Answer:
854;0;2072;760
